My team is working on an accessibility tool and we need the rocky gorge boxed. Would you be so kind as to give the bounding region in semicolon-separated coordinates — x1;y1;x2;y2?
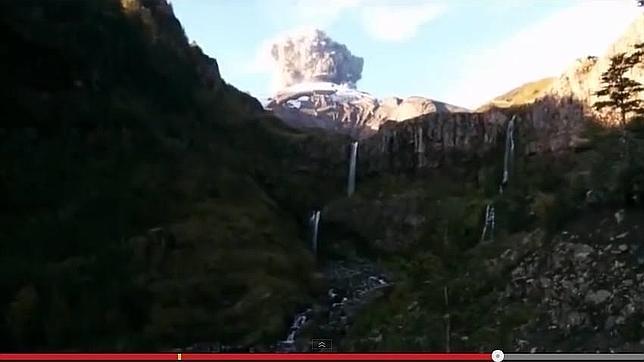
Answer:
1;0;644;354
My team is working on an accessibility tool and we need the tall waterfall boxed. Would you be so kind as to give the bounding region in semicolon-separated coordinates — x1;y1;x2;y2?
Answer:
480;204;495;242
347;141;358;196
310;210;321;255
499;115;516;194
480;116;516;243
416;126;425;168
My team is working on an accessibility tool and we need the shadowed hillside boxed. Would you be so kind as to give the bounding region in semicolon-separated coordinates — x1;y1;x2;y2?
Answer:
0;0;348;351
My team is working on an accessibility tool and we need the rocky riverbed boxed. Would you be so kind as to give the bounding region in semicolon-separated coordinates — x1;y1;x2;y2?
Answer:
178;257;393;353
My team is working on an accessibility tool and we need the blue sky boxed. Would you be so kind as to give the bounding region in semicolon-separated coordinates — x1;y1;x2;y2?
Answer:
172;0;641;108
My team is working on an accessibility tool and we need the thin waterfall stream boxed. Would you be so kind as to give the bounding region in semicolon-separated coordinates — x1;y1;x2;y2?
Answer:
347;141;358;196
500;115;516;194
310;210;321;256
480;204;495;243
416;125;425;168
481;115;517;243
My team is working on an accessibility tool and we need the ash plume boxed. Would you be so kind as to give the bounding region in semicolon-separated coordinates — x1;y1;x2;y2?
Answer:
270;29;364;89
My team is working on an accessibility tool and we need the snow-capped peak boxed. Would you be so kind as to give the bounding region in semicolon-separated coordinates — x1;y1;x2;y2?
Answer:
275;81;376;102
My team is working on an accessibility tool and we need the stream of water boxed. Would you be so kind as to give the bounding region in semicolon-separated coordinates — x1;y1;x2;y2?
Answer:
347;141;358;196
178;258;392;353
275;258;392;352
480;115;517;242
310;210;321;256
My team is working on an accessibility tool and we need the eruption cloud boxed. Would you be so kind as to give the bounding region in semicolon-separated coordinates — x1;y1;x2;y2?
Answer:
269;29;364;89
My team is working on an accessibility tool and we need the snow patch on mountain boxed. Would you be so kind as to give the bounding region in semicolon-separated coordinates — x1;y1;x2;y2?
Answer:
266;81;469;139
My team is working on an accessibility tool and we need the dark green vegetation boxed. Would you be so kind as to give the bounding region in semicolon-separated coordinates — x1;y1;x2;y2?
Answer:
329;42;644;351
339;121;644;351
332;115;644;351
593;43;644;202
0;0;347;351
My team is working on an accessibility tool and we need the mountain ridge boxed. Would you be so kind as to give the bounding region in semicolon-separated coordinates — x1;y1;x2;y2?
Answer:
480;14;644;121
266;81;470;139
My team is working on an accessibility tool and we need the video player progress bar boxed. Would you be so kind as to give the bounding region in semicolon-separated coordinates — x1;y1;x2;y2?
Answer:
3;352;644;361
505;355;644;361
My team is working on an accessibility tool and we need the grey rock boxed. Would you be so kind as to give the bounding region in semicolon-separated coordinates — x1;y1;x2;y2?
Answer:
573;243;594;260
585;289;612;305
616;316;626;325
567;311;586;327
615;210;626;224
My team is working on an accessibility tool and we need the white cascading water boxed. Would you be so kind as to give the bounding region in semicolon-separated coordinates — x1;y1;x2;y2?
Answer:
416;126;425;168
285;331;296;344
278;311;309;351
310;210;321;255
480;115;515;243
347;141;358;196
480;204;496;242
499;115;516;194
285;314;307;343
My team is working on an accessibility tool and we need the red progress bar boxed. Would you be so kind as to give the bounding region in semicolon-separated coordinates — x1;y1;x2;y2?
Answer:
0;353;490;361
0;354;176;361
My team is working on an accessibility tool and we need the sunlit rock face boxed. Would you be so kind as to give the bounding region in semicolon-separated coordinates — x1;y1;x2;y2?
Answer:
359;95;590;174
479;14;643;125
548;14;644;124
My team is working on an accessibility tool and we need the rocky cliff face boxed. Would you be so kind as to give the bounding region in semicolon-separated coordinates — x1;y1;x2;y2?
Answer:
482;15;644;124
320;95;593;257
549;14;643;124
360;111;505;173
266;82;469;139
358;95;589;176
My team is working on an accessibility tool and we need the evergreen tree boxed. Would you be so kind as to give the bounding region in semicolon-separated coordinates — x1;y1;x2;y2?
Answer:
594;43;644;205
594;43;644;158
